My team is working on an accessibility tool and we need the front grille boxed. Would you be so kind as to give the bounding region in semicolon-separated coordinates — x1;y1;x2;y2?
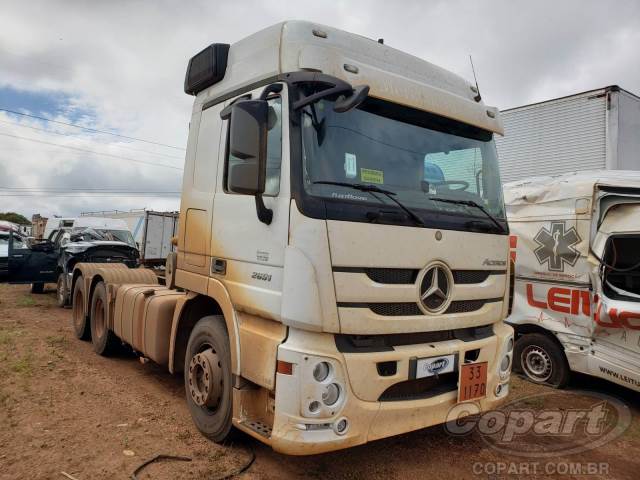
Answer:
364;268;419;284
379;372;458;401
340;298;501;317
445;299;493;314
454;270;495;284
334;266;504;285
369;303;422;316
335;325;494;353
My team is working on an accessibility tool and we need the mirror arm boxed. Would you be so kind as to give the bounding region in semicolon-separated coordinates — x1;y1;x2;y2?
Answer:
255;194;273;225
293;83;353;110
259;83;283;100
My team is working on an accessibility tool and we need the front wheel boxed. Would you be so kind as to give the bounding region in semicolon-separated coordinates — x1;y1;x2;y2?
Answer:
514;333;570;388
56;274;68;307
184;315;233;443
72;277;90;340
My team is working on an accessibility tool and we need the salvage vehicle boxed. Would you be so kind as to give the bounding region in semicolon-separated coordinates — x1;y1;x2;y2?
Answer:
71;21;514;455
0;223;25;280
505;171;640;391
7;217;138;303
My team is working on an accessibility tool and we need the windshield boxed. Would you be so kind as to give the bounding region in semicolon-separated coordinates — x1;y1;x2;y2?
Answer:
70;228;136;247
0;233;24;249
301;97;506;228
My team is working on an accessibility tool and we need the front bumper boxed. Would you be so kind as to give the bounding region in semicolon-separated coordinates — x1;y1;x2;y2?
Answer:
271;322;513;455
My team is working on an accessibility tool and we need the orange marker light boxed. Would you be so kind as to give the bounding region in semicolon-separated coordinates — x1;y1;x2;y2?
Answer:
277;360;294;375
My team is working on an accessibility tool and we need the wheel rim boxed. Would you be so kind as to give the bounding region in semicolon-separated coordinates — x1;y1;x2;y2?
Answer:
94;297;105;338
188;347;223;412
73;288;84;331
521;345;553;382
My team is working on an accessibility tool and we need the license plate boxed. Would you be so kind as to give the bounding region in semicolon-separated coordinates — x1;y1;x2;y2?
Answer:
415;354;456;379
458;361;488;402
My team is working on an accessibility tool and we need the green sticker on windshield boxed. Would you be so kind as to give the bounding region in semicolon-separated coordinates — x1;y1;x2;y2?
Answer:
360;168;384;184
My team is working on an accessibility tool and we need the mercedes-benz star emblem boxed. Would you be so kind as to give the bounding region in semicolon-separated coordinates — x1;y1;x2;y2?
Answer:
418;263;453;314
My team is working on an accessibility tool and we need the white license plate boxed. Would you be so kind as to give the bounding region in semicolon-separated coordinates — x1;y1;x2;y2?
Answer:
416;354;456;379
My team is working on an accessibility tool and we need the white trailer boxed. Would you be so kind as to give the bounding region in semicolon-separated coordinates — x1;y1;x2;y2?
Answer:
81;209;179;264
495;86;640;182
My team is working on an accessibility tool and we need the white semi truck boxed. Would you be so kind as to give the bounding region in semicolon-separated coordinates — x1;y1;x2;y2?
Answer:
70;21;514;454
505;171;640;391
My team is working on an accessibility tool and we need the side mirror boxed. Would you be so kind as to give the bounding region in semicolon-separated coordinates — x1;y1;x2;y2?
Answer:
227;100;268;195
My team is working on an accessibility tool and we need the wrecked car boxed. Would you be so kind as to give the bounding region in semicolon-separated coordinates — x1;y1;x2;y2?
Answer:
6;217;138;306
504;171;640;392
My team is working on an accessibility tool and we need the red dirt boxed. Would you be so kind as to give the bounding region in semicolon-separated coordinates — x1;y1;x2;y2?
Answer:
0;283;638;479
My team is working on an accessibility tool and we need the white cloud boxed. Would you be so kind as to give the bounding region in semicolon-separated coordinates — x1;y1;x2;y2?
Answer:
0;0;639;219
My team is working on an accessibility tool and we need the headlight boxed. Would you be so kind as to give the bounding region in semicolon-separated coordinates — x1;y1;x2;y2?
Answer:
313;362;330;382
322;383;341;406
507;337;514;352
501;355;511;372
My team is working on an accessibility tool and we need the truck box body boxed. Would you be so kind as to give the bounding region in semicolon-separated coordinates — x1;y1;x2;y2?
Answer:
81;210;179;264
495;86;640;182
505;171;640;391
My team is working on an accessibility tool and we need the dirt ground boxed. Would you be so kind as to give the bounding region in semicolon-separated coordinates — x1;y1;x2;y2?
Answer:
0;283;639;480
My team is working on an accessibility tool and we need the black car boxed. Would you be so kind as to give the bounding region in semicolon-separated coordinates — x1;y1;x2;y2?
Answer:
6;227;139;306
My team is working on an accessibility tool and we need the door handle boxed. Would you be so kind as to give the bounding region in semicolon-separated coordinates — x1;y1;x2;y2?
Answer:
211;258;226;275
12;254;23;258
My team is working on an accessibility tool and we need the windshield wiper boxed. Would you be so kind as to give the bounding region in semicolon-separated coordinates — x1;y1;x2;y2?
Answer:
429;197;507;233
314;181;425;227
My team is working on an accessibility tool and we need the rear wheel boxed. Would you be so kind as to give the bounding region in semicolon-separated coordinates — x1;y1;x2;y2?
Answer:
514;333;570;388
30;282;44;294
72;278;90;340
90;281;119;356
56;274;68;307
184;315;233;443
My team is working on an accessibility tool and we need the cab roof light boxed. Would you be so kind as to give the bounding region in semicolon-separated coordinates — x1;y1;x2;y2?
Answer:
184;43;230;95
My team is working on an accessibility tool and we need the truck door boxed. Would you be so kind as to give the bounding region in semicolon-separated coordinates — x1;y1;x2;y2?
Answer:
8;232;58;284
210;83;290;320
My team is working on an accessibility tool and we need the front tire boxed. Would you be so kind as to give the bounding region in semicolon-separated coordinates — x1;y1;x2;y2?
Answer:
514;333;570;388
56;274;68;307
184;315;233;443
30;282;45;294
90;282;119;355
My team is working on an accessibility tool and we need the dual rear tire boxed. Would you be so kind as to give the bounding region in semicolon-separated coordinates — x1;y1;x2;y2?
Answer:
71;278;118;355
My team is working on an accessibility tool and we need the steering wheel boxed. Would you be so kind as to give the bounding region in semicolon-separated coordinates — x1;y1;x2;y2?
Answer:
421;180;470;192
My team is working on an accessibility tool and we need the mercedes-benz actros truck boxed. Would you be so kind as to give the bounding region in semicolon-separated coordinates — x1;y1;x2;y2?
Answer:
70;21;513;455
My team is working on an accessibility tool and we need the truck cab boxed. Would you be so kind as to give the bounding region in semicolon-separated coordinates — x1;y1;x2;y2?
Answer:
73;21;513;455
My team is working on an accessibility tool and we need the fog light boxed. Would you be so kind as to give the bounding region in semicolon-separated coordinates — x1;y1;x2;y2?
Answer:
333;417;349;435
313;362;330;382
500;355;511;372
309;401;320;413
322;383;340;406
495;382;509;397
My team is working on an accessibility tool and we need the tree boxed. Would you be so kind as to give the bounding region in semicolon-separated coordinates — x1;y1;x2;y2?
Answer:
0;212;31;225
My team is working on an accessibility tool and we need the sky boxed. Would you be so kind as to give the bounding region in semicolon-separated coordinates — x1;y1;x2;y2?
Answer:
1;0;639;221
